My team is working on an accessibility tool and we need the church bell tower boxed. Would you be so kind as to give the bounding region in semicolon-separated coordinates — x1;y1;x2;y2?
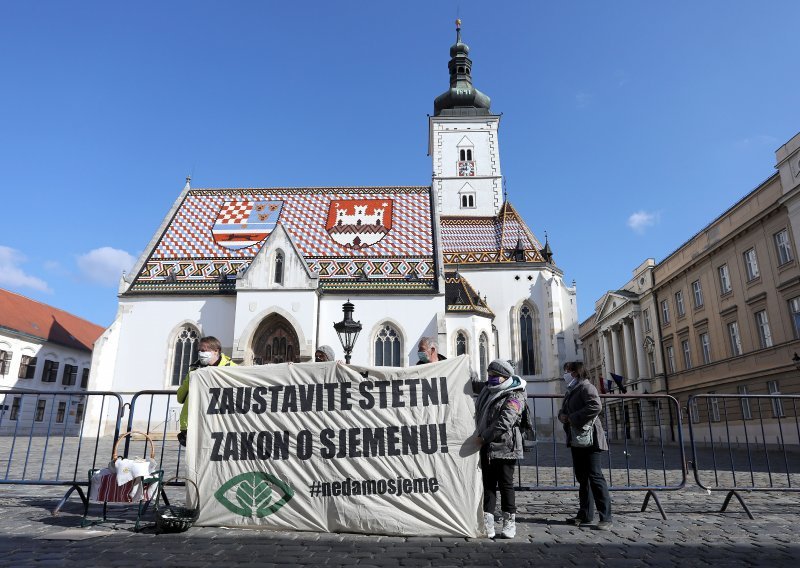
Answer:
428;20;503;217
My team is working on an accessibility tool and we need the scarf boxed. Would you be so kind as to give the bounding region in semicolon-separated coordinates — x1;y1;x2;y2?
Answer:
475;376;523;433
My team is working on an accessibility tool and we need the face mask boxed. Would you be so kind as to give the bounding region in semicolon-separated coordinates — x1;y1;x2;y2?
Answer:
417;351;430;363
563;372;573;384
488;375;502;386
198;351;216;366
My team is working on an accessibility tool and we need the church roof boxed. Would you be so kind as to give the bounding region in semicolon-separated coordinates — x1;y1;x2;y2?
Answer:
0;288;105;352
126;187;437;294
444;271;494;318
440;202;546;265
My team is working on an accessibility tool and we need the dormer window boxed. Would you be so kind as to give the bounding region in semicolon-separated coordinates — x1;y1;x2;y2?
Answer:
274;251;284;284
458;182;476;209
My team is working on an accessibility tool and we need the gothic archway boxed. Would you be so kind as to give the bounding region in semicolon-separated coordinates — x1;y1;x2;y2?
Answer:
252;314;301;365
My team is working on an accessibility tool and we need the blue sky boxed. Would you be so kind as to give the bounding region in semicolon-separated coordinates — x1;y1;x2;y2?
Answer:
1;1;799;327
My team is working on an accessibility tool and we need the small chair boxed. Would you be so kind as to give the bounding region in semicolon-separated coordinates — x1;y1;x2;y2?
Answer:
82;431;162;531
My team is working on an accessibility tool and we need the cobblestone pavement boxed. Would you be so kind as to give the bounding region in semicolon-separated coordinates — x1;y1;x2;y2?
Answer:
1;484;798;567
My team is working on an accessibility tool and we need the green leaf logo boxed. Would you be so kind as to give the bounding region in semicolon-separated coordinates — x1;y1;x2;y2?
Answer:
214;472;294;517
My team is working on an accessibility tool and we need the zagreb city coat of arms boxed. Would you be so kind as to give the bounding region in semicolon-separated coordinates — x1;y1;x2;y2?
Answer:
212;200;284;250
325;199;393;250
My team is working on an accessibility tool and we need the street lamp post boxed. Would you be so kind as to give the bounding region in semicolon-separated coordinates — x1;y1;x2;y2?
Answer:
334;300;362;364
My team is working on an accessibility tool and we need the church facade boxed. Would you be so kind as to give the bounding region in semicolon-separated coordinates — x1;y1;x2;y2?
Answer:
90;23;580;430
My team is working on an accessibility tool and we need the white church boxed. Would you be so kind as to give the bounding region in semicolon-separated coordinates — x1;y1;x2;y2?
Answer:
91;22;580;426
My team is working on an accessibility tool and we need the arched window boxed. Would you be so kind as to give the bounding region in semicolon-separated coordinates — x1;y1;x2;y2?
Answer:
520;305;536;375
479;333;488;380
274;251;284;284
0;348;12;376
466;149;473;161
460;149;466;161
170;326;199;386
456;332;467;356
374;323;401;367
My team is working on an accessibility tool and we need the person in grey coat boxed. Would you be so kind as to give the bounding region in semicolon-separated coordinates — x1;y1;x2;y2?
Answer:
473;359;526;539
558;361;612;529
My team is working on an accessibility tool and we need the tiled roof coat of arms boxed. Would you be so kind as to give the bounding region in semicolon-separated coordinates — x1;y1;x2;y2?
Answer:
129;187;435;293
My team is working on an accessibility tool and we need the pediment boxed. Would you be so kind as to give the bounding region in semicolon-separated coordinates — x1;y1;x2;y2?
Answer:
456;136;474;148
458;182;475;194
236;222;318;290
596;291;636;321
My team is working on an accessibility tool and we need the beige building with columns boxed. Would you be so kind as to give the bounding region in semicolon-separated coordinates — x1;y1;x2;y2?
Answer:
581;131;800;444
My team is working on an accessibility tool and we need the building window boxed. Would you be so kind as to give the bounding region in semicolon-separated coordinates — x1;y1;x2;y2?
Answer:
710;394;720;422
774;229;793;265
681;339;692;370
171;326;199;387
648;352;656;377
0;350;11;375
692;280;704;308
81;368;89;389
18;356;37;379
274;251;284;284
643;309;651;332
666;345;675;373
727;322;742;356
743;248;760;281
699;332;711;364
689;398;699;424
75;402;85;424
767;380;784;417
374;323;401;367
34;400;46;422
718;264;732;294
9;397;20;421
675;291;685;317
755;310;772;348
62;364;77;386
42;360;59;383
456;332;467;356
738;385;751;420
459;148;473;161
479;333;488;380
789;297;800;339
519;305;536;375
56;401;66;423
460;194;475;208
661;299;670;325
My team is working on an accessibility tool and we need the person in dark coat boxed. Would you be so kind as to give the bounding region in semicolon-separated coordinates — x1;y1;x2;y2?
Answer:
558;361;612;529
473;359;526;538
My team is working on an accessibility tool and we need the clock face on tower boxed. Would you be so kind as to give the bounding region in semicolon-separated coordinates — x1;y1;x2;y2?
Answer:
457;161;476;176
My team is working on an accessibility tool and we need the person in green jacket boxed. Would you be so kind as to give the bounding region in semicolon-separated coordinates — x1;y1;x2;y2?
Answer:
176;336;236;446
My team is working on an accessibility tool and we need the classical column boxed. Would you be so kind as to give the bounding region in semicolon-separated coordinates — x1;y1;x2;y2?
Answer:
610;325;623;378
601;331;612;380
632;312;648;379
622;319;637;383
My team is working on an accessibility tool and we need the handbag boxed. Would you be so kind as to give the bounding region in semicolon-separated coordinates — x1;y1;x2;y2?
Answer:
570;418;596;448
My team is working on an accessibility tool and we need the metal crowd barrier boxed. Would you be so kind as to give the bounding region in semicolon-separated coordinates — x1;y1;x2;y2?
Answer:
124;390;186;484
687;393;800;519
3;387;800;522
519;394;686;519
0;389;124;513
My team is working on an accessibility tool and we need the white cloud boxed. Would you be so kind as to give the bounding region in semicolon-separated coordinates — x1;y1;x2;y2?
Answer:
627;210;659;234
77;247;136;286
0;245;52;292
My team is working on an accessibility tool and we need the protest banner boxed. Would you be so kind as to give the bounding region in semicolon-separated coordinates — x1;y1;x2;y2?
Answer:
185;355;482;536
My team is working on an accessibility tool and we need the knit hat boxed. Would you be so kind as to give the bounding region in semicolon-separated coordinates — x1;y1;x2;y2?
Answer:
487;359;514;378
316;345;336;362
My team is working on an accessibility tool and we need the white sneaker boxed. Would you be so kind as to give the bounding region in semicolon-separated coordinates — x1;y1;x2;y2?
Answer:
483;512;495;538
501;512;516;539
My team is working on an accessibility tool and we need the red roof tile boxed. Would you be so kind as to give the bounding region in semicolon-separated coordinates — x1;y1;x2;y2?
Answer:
0;289;105;352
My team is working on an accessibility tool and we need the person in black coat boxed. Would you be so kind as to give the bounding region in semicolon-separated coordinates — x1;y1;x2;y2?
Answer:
558;361;612;529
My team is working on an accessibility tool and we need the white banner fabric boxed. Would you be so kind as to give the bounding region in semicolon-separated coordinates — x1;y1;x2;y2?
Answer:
185;355;482;536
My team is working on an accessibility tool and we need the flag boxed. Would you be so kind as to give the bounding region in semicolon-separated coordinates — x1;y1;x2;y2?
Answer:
610;372;628;394
598;375;606;394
